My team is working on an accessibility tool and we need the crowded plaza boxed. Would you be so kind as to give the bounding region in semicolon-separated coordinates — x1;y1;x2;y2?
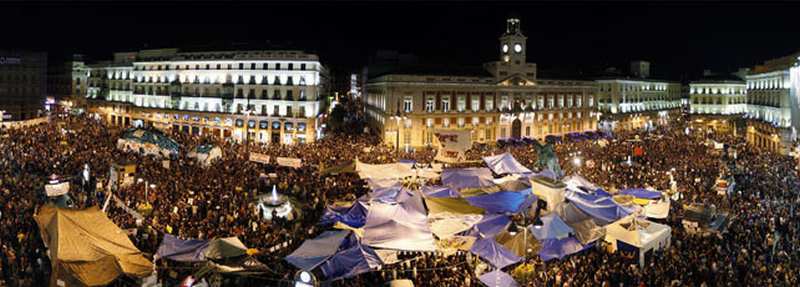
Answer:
2;96;800;287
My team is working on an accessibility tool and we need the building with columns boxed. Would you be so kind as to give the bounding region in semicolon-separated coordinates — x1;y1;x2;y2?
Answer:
745;51;800;154
365;17;598;151
83;48;329;145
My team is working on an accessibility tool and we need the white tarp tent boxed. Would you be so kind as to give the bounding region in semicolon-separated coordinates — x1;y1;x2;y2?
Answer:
356;161;438;180
362;192;436;251
188;145;222;167
604;216;671;266
642;199;670;219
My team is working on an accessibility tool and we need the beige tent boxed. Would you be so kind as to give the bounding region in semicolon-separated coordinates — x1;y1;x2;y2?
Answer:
424;197;485;215
204;237;248;260
495;229;541;258
35;205;153;287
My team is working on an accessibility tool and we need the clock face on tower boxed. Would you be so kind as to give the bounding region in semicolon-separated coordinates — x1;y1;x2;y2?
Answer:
502;44;509;53
514;43;523;53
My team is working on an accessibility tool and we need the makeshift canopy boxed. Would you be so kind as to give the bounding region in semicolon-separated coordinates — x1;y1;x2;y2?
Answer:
156;234;209;262
362;194;436;251
643;199;670;219
604;216;671;265
204;237;248;260
356;161;438;180
483;153;532;175
466;190;534;214
470;238;522;269
562;175;600;193
556;203;604;244
365;178;402;190
188;144;222;167
619;188;662;200
361;186;414;204
424;197;485;215
319;241;382;280
421;185;460;198
495;229;540;257
35;205;153;287
441;168;495;191
479;270;519;287
538;237;591;261
564;190;635;225
285;230;352;271
117;128;179;157
531;214;573;241
428;213;484;239
465;214;511;238
320;201;369;228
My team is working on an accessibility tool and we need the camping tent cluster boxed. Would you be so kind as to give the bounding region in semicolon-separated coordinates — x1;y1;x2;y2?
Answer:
286;153;671;285
155;234;268;275
117;128;180;158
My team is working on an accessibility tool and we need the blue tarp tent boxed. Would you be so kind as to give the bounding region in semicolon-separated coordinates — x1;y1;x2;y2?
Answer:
619;188;662;199
319;201;368;228
565;190;634;225
442;168;495;191
465;214;511;238
363;192;436;251
539;237;592;261
285;231;352;271
531;214;573;241
421;185;460;198
479;270;519;287
360;186;414;204
319;242;382;280
483;153;532;175
466;190;534;214
470;238;522;269
156;234;209;262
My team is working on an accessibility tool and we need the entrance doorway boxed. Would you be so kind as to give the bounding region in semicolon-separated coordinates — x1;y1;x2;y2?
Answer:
511;118;522;139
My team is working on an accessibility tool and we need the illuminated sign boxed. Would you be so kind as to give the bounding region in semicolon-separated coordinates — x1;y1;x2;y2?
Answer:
0;57;21;65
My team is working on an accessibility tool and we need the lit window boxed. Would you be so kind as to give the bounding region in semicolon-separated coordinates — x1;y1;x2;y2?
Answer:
403;97;413;113
425;98;434;112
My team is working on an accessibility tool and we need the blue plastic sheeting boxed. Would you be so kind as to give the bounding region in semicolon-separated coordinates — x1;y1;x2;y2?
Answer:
619;188;662;199
538;237;592;261
156;234;209;262
319;201;369;228
483;153;532;175
465;214;511;238
421;185;460;198
470;238;522;269
285;231;351;271
360;186;414;204
531;214;573;241
441;168;495;191
479;270;520;287
564;190;635;225
466;190;535;214
319;242;382;280
362;192;436;251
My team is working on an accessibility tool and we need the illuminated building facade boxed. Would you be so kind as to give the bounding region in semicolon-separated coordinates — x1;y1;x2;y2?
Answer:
595;68;682;131
745;51;800;154
689;75;747;115
365;18;598;150
0;50;47;121
85;48;328;144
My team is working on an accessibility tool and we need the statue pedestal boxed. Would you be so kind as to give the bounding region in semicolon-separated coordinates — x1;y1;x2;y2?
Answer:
529;175;566;213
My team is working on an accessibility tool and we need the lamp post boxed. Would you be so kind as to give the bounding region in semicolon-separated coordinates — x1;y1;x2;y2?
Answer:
389;111;406;156
137;178;156;201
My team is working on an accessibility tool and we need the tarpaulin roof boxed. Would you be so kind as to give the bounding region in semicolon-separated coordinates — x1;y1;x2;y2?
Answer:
563;175;600;193
483;153;532;175
285;230;351;271
356;161;438;180
466;190;535;214
539;237;591;261
204;237;248;260
156;234;209;262
465;214;511;238
320;201;369;228
421;185;460;198
470;238;522;269
424;197;485;215
495;229;540;257
365;178;402;191
360;186;414;204
564;190;635;225
479;270;519;287
362;193;436;251
319;242;382;280
643;199;670;219
35;205;153;287
120;128;180;152
555;203;604;244
429;213;484;239
605;216;671;249
531;214;573;241
441;168;495;191
619;188;662;199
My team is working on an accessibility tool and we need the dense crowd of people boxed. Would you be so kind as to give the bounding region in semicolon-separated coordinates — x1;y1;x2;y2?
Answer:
2;105;800;286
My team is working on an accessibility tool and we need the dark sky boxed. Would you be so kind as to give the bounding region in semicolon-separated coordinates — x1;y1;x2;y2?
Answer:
3;1;799;81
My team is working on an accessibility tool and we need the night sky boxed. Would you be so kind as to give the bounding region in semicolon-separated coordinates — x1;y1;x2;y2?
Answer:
3;1;799;81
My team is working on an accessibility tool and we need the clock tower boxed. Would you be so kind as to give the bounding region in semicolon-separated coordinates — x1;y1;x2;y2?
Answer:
499;17;526;65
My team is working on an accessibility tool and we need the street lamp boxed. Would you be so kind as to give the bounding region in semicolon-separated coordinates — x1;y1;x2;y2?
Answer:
389;111;407;156
137;178;156;201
